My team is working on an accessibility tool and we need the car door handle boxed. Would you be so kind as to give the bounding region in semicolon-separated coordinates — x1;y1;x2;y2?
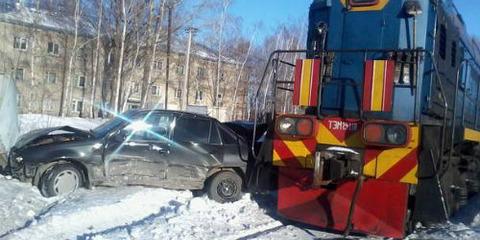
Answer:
150;144;170;154
125;142;150;148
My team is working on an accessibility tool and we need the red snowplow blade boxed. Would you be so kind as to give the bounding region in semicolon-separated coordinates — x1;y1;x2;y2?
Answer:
277;167;409;238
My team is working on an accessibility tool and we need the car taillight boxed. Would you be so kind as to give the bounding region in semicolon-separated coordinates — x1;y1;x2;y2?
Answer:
362;121;410;147
275;115;317;139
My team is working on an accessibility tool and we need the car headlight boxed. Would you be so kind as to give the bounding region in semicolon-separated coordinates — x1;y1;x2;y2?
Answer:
15;156;23;163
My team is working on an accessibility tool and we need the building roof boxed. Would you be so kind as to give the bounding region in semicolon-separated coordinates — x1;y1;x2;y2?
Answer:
0;3;94;37
168;40;239;65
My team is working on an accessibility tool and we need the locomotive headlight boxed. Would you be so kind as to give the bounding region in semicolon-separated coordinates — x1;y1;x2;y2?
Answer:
362;121;411;147
276;115;318;139
278;117;296;134
404;0;423;16
386;125;408;145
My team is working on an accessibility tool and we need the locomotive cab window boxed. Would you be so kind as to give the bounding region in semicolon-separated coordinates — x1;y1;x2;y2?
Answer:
451;41;457;68
439;24;447;60
350;0;379;7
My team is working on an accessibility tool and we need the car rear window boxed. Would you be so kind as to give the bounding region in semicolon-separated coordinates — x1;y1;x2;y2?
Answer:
173;117;210;144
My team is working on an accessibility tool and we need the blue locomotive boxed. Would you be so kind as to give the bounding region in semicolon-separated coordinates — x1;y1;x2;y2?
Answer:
253;0;480;238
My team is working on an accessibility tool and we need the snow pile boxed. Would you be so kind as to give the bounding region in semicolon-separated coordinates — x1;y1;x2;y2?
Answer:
92;194;286;240
0;175;53;238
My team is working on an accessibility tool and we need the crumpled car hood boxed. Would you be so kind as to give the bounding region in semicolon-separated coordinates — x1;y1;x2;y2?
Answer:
13;126;91;149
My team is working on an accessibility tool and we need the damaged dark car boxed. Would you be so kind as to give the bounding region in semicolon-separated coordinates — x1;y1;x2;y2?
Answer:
5;110;250;203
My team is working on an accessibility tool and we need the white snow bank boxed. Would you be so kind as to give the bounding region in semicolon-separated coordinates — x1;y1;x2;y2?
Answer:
0;175;53;238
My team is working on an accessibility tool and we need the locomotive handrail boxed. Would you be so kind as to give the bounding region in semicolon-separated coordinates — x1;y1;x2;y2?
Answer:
449;59;472;168
251;49;311;159
426;51;449;175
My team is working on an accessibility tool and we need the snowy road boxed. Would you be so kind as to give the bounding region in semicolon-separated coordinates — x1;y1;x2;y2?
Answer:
0;175;331;240
1;114;480;239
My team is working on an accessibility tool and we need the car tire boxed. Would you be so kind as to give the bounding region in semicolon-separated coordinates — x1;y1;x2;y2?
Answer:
39;163;82;197
207;171;242;203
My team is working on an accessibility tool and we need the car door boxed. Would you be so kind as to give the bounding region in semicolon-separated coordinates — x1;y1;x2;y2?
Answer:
103;112;173;186
166;115;223;189
216;123;249;168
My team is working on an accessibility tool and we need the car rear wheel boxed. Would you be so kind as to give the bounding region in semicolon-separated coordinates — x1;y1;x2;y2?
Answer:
39;163;82;197
207;171;242;203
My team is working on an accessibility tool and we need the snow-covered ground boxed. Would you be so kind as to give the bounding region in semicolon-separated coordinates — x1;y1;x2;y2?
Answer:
1;114;480;239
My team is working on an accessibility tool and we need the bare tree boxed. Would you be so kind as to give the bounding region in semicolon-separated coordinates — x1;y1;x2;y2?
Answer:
60;0;81;117
112;0;127;113
231;31;256;120
214;0;231;116
89;0;103;118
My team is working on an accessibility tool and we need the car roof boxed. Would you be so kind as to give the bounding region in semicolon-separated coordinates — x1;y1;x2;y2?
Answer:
126;109;216;121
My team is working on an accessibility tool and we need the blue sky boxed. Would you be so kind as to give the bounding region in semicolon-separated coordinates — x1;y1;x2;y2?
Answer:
230;0;480;41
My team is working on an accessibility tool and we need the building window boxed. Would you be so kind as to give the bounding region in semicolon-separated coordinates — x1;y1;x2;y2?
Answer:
46;72;57;84
16;94;21;107
72;100;83;113
177;65;184;75
14;37;27;50
128;104;140;110
77;76;86;88
14;68;24;81
133;83;140;93
217;93;223;106
175;88;182;99
195;90;203;102
47;42;59;55
151;85;160;96
439;24;447;60
153;61;163;70
197;67;205;78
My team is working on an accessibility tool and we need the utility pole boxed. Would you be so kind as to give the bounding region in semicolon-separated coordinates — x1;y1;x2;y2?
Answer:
164;5;173;110
182;27;198;111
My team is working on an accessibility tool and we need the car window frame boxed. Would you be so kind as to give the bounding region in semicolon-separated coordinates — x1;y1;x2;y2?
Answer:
172;114;212;145
209;121;222;145
217;123;242;146
118;112;174;144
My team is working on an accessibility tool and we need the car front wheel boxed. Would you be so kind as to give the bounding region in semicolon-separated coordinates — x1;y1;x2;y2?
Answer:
39;163;82;197
207;171;242;203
